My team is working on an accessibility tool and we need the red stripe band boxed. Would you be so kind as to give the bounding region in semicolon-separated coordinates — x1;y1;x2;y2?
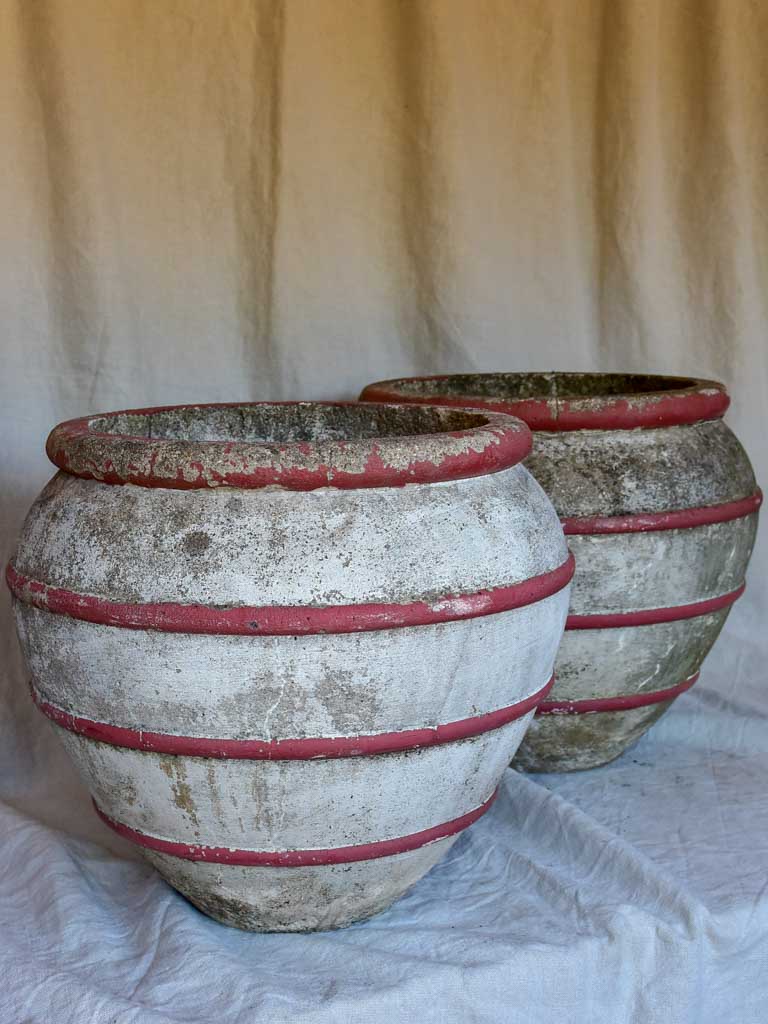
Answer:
93;790;498;866
537;672;699;714
32;675;553;759
565;583;744;630
6;554;574;636
562;490;762;535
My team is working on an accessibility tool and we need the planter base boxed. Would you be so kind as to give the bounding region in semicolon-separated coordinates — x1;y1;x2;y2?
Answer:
512;701;672;773
144;839;455;932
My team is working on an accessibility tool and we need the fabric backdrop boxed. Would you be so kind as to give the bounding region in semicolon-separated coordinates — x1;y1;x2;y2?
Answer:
1;2;766;1021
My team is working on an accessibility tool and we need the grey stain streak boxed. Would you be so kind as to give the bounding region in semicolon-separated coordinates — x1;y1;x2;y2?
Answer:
182;530;212;556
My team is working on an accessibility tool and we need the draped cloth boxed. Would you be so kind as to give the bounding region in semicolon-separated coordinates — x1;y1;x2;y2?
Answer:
1;3;766;1020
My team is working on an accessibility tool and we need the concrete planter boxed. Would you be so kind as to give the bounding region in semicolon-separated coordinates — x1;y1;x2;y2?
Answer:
360;374;761;772
7;401;571;930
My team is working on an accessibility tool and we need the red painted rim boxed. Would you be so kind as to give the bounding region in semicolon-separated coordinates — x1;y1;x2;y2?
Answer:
45;401;532;490
565;583;744;630
32;675;552;759
562;490;762;535
537;672;699;714
6;553;574;636
93;790;498;866
360;374;730;432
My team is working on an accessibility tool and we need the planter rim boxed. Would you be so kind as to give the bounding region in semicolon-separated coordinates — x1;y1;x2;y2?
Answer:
360;372;730;431
45;400;532;490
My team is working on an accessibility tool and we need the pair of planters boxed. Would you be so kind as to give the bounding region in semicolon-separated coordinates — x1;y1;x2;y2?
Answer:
7;374;760;932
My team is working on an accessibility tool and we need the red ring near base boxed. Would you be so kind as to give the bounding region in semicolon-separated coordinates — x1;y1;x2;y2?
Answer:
565;584;744;630
537;672;699;715
94;789;498;866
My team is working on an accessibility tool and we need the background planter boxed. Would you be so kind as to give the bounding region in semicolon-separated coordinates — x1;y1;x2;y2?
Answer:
360;374;761;772
7;401;571;930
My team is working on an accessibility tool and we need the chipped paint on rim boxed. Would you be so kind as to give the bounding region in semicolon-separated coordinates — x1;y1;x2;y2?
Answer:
360;373;730;431
45;401;532;489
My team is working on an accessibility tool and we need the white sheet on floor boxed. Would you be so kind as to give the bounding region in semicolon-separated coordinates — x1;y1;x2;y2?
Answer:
1;635;766;1024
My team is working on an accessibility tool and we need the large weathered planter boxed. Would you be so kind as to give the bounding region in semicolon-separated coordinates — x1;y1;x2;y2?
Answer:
7;401;571;930
360;374;761;772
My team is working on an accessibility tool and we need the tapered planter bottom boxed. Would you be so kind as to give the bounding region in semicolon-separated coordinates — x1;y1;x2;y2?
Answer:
513;701;673;773
144;839;456;932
